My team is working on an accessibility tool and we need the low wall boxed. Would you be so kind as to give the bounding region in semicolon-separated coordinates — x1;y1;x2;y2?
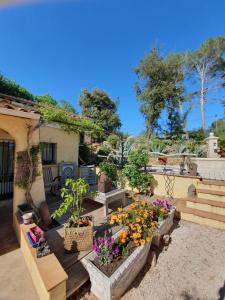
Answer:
152;172;201;199
21;224;68;300
191;158;225;170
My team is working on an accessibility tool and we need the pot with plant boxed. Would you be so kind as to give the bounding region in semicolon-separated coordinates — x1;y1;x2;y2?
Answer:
152;198;176;247
52;178;94;252
98;162;118;193
82;201;158;300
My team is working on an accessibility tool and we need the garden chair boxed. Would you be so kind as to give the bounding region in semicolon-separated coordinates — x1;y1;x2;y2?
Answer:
43;166;61;195
79;165;97;191
59;162;77;186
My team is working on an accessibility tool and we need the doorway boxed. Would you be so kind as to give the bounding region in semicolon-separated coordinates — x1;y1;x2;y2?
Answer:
0;135;18;255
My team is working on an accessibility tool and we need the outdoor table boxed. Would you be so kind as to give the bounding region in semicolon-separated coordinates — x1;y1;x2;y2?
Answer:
93;188;126;217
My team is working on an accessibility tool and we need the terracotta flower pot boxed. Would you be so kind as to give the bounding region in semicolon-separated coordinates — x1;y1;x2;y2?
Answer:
98;174;112;193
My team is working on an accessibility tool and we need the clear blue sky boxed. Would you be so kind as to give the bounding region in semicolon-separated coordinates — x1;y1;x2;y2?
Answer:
0;0;224;134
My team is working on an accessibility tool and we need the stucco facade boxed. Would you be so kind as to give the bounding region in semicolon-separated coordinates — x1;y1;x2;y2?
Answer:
0;107;79;240
40;124;79;178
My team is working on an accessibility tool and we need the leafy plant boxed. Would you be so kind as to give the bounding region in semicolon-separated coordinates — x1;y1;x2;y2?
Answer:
123;149;157;194
107;134;120;149
99;162;118;187
52;178;91;227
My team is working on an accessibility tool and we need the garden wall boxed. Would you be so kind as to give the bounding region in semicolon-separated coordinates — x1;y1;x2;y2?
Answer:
152;172;201;199
190;157;225;170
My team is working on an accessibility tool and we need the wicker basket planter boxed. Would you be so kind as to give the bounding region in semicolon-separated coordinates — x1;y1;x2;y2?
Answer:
82;230;152;300
152;208;175;247
64;220;93;252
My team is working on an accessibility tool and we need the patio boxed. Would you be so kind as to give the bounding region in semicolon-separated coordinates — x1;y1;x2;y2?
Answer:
2;219;225;300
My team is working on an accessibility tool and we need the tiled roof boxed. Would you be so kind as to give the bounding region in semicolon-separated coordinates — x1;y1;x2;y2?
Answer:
0;93;38;114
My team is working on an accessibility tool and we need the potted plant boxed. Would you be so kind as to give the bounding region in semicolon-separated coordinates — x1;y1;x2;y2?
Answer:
52;178;94;252
152;198;176;247
82;201;158;300
98;162;118;193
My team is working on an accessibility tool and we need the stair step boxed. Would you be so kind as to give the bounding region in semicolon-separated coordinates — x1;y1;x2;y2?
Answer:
197;189;225;203
186;197;225;208
185;197;225;216
176;199;225;230
198;180;225;192
200;180;225;186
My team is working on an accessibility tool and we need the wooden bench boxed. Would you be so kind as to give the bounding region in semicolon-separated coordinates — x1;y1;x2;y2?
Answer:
94;189;126;217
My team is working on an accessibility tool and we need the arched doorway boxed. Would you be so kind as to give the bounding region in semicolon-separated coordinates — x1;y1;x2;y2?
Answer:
0;129;18;254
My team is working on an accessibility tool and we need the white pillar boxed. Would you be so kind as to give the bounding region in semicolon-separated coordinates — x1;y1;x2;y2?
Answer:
205;132;219;158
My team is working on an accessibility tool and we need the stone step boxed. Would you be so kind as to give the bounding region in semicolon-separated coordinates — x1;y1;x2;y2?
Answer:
198;180;225;192
186;197;225;216
197;188;225;203
175;199;225;230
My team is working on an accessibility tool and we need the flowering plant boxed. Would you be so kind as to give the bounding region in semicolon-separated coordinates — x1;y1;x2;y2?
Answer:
110;201;158;246
93;230;120;266
152;199;174;221
153;199;174;212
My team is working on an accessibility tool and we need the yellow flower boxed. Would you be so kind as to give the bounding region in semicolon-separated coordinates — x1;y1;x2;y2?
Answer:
140;239;146;245
118;207;123;212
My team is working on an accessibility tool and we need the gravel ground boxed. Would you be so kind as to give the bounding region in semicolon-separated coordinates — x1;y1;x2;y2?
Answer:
73;220;225;300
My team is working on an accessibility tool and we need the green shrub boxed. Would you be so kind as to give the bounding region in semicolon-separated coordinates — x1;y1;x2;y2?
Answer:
107;134;120;149
99;161;118;187
123;149;157;194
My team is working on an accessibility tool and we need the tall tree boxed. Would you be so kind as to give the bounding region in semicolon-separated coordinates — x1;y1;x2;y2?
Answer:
186;36;225;131
79;88;121;135
135;48;185;138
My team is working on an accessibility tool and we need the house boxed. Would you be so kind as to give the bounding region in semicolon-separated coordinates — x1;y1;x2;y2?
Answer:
0;93;79;242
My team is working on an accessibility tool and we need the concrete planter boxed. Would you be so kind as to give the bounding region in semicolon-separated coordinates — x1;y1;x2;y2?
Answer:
82;230;151;300
152;209;175;247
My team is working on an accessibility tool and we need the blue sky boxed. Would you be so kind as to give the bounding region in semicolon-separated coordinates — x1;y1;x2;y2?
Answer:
0;0;224;134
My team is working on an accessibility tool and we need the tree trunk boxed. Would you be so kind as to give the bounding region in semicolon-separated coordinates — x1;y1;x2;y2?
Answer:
178;100;189;139
200;77;205;131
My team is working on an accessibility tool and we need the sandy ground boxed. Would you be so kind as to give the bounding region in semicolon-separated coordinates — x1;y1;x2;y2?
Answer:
0;248;39;300
73;220;225;300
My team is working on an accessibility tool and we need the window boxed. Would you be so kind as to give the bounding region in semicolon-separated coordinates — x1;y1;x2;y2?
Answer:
41;143;57;165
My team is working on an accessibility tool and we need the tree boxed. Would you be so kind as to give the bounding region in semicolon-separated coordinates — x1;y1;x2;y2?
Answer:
186;37;225;131
0;73;34;100
79;88;121;136
135;48;185;138
36;94;57;105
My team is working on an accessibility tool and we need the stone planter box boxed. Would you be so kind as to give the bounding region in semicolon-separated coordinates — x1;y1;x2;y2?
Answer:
152;208;175;247
82;230;151;300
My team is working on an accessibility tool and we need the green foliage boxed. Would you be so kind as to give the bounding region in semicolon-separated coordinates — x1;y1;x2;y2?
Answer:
107;134;120;149
35;94;57;105
148;138;167;153
135;49;185;137
99;161;118;187
79;88;121;135
127;148;149;167
52;178;90;227
210;118;225;140
188;129;206;141
123;149;156;194
0;73;34;100
60;99;76;114
98;143;112;156
37;102;103;135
